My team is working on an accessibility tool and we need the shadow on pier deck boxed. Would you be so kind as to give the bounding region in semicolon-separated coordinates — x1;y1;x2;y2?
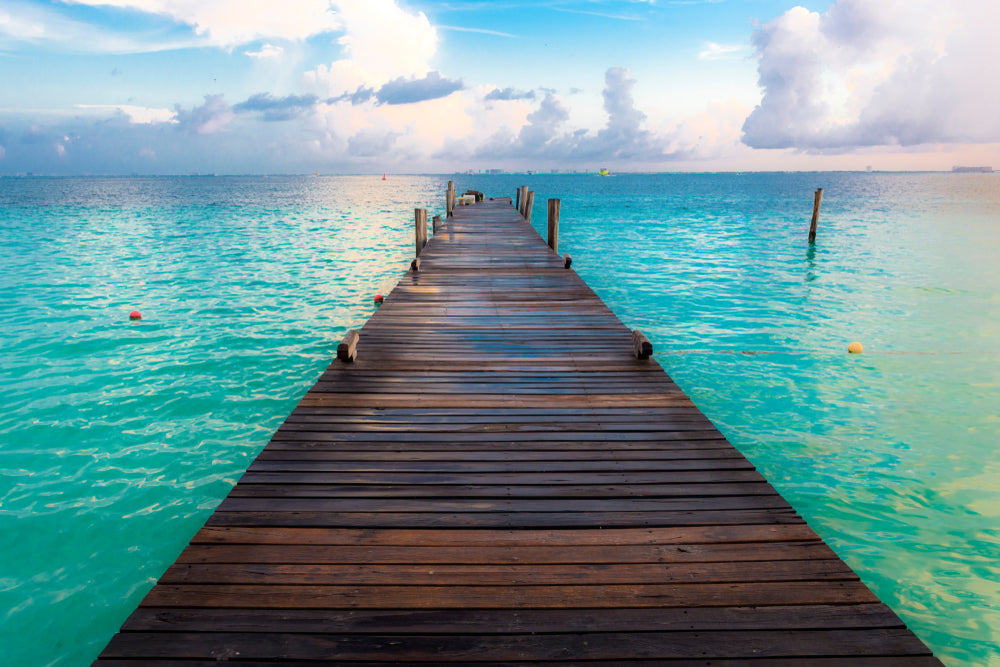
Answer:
96;196;941;665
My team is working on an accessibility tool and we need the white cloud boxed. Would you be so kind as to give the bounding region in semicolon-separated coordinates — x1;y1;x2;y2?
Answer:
697;42;745;61
244;43;283;59
438;25;516;38
458;67;706;166
742;0;1000;150
76;104;178;124
173;94;234;134
62;0;340;47
1;0;198;52
303;0;437;95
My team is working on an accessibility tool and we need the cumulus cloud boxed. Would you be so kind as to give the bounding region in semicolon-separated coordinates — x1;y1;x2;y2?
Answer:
244;43;283;59
517;92;570;150
76;104;177;124
232;93;319;121
328;87;376;105
484;87;536;102
376;71;464;105
742;0;1000;150
348;128;403;157
464;67;696;165
173;94;234;134
303;0;437;95
594;67;650;153
322;71;463;107
698;42;744;60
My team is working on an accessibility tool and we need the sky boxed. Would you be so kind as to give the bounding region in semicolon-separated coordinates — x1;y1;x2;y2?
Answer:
1;0;999;174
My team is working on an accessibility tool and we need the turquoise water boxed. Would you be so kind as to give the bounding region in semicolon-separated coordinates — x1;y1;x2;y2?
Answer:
2;173;999;666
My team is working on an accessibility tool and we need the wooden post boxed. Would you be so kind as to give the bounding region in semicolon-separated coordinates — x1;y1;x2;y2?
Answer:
337;330;360;362
632;330;652;360
808;188;823;244
523;191;535;224
415;208;427;256
432;214;442;233
446;181;456;218
547;198;560;252
517;186;528;217
515;187;521;213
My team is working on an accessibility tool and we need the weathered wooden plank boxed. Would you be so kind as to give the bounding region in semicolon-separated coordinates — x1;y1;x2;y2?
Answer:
96;658;946;666
246;459;751;475
140;581;880;609
101;629;930;660
161;560;858;586
228;482;777;499
188;524;823;546
120;603;906;633
252;448;743;461
235;470;770;485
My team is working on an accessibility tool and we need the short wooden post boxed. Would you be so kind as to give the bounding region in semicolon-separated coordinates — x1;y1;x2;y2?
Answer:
632;330;652;360
446;181;456;218
415;208;427;256
432;214;442;233
563;253;572;269
523;191;535;224
547;198;560;252
337;329;360;362
808;188;823;244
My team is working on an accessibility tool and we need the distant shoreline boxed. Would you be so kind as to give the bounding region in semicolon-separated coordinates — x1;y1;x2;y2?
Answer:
3;169;997;179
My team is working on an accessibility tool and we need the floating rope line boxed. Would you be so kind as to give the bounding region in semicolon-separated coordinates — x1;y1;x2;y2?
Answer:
654;350;969;356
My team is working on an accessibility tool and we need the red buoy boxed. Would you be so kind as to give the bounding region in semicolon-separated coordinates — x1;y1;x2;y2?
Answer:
129;310;142;320
373;294;384;305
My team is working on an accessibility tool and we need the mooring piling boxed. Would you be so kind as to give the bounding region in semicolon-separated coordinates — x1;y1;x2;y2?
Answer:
809;188;823;243
547;198;561;252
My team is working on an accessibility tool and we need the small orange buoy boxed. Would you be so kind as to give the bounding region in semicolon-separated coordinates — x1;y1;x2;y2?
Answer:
373;294;384;305
848;341;863;354
129;310;142;321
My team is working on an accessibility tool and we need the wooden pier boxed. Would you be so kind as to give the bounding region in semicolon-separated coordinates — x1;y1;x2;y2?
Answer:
97;195;941;664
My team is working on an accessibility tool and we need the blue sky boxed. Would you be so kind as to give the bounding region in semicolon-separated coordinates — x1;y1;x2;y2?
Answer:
1;0;998;174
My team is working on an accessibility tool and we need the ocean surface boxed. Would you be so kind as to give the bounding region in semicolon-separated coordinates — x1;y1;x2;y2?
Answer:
1;173;998;666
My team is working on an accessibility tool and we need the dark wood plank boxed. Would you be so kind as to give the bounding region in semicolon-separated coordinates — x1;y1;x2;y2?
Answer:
120;603;906;633
176;540;837;564
100;629;930;660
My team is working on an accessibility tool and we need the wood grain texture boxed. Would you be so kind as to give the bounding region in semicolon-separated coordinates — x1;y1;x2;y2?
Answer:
95;197;940;664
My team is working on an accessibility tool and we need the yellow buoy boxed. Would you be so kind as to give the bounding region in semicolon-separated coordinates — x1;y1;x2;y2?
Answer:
848;341;863;354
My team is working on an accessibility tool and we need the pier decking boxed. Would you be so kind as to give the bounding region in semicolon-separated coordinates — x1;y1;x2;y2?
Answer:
97;196;941;664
